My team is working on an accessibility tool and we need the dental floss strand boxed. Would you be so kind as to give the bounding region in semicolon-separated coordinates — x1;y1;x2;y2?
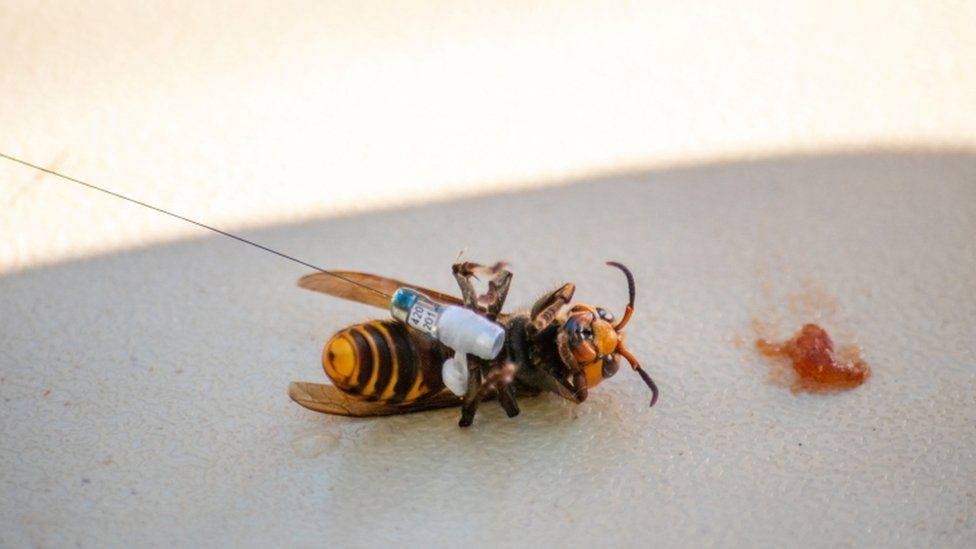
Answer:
2;152;505;389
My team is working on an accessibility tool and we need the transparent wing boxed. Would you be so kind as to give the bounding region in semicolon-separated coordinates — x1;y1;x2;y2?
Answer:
288;382;463;417
297;271;464;310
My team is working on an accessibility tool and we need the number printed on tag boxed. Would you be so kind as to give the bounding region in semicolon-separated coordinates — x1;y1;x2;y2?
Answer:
407;302;438;334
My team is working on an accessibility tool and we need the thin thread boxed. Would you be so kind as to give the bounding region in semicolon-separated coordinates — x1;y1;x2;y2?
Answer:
0;152;391;299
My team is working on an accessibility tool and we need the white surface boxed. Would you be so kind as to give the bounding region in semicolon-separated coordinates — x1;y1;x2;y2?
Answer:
2;151;975;547
2;1;975;271
3;2;976;547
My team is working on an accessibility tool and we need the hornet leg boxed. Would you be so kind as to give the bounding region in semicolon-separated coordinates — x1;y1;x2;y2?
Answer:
459;355;486;427
452;260;512;319
459;362;517;427
497;382;520;418
529;283;576;334
452;259;517;424
556;331;588;403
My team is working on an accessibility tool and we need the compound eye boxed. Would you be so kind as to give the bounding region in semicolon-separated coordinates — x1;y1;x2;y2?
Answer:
602;355;621;378
597;308;614;323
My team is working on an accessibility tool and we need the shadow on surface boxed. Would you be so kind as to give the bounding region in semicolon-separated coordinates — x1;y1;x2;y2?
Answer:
2;149;975;546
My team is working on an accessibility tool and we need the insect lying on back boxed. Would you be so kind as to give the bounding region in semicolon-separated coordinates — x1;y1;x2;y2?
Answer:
288;260;659;427
0;155;656;427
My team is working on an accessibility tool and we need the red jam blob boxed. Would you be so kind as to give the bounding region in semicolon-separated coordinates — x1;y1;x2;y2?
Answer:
756;323;870;391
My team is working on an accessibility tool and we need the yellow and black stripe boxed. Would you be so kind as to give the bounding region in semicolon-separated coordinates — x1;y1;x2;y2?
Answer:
322;320;447;403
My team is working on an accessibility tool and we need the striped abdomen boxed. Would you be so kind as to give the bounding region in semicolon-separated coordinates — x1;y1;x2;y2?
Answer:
322;320;448;403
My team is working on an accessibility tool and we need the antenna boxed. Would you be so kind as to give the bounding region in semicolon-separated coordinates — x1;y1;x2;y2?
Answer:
0;152;391;299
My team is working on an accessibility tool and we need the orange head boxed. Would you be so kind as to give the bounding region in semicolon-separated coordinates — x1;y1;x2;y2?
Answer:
560;262;659;407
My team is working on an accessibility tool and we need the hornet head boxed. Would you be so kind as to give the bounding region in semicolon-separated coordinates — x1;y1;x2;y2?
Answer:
559;262;659;407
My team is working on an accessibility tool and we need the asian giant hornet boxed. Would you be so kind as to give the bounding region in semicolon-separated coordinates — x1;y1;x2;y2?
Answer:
0;154;658;428
289;260;659;427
